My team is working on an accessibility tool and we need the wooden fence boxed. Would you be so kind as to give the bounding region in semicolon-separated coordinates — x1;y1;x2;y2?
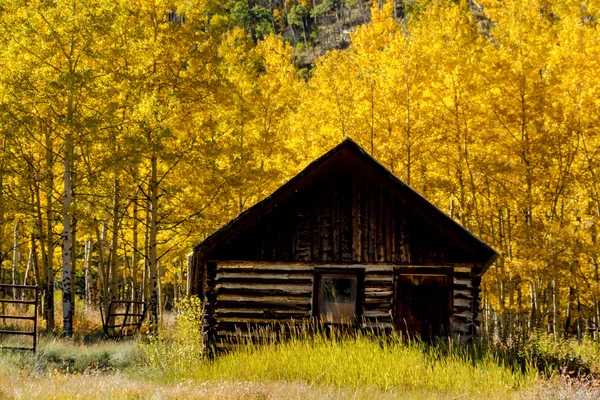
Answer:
0;284;39;352
101;300;147;338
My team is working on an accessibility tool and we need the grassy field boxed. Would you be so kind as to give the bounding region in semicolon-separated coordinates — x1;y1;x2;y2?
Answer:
1;302;600;399
1;333;600;399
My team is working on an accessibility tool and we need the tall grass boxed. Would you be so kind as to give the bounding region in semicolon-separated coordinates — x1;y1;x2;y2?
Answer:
3;296;600;399
141;323;537;397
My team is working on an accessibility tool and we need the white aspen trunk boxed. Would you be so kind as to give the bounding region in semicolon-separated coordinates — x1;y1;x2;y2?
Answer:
186;252;193;297
149;153;159;332
12;221;20;299
143;203;150;303
109;175;120;325
71;216;76;320
61;125;73;337
131;189;139;301
30;231;40;289
45;128;55;331
84;239;91;309
24;248;33;286
95;222;109;321
158;261;162;323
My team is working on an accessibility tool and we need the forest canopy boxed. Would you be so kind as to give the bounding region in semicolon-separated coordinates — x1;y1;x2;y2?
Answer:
1;0;600;339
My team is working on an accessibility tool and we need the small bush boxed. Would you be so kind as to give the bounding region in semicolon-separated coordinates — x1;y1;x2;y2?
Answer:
488;332;600;377
142;296;204;371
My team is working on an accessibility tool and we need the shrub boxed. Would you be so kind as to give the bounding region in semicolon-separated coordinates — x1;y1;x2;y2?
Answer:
142;296;204;371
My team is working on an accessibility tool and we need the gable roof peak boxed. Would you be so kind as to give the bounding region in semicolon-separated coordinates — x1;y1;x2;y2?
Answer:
195;138;498;272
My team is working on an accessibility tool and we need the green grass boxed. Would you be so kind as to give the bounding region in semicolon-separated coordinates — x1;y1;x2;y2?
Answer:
0;337;143;375
139;332;537;398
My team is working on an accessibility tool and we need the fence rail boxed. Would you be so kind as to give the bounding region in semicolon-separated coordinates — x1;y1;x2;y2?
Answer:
0;284;39;353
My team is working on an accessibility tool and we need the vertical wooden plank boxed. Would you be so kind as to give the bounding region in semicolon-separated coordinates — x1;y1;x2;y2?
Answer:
391;194;397;263
367;185;374;262
377;186;385;262
319;181;333;262
360;177;368;262
295;196;311;262
332;180;340;261
341;175;352;262
384;187;392;261
399;213;409;263
310;189;320;262
352;170;361;262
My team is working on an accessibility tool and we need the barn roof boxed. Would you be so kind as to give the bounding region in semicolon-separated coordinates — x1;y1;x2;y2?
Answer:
195;138;498;273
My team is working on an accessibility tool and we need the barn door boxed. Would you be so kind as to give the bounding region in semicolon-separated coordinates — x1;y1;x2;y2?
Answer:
394;273;450;341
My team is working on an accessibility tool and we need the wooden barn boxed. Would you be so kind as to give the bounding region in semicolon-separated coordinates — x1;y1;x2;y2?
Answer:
189;138;498;350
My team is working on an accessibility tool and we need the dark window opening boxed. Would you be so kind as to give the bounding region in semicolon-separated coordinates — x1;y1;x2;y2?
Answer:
313;269;363;325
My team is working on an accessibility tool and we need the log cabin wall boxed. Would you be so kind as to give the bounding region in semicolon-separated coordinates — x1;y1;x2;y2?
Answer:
202;261;483;349
205;262;394;349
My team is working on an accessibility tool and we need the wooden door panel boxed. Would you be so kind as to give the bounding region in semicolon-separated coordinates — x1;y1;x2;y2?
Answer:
395;274;449;341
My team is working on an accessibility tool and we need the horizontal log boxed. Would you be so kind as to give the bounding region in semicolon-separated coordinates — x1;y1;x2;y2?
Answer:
364;281;393;288
453;299;471;308
215;301;311;311
363;304;392;312
218;294;311;303
364;270;394;277
216;308;310;316
216;277;313;285
217;316;310;324
217;331;282;339
364;277;393;284
453;290;473;299
364;290;393;297
217;288;312;297
362;311;391;319
453;267;472;273
452;323;473;334
453;278;472;288
362;322;393;330
364;297;392;305
216;271;313;279
216;263;313;270
217;283;311;291
216;321;315;332
216;268;314;279
454;311;474;320
215;262;395;271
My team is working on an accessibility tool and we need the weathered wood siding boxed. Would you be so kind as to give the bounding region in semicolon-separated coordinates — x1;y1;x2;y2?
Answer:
206;262;394;346
200;154;485;265
451;267;482;340
202;261;482;347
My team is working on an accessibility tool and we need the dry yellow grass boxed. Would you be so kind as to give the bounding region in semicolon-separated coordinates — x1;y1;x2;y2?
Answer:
3;372;598;400
0;372;458;400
